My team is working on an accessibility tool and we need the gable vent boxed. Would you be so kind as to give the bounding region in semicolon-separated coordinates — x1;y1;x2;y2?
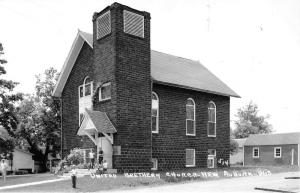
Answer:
97;11;111;40
123;10;144;38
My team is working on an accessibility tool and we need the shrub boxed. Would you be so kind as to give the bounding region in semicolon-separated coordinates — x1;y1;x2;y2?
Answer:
66;148;84;165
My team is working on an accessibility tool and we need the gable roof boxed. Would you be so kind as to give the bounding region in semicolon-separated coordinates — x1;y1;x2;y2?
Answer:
53;30;240;98
244;132;300;146
14;148;34;156
77;109;117;136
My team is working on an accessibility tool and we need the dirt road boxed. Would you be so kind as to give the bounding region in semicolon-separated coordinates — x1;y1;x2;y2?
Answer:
108;171;300;193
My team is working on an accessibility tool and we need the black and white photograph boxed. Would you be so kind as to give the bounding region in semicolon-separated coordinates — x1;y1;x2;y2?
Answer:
0;0;299;192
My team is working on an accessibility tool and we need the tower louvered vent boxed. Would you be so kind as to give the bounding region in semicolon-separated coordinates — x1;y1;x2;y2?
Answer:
123;10;144;38
97;11;111;39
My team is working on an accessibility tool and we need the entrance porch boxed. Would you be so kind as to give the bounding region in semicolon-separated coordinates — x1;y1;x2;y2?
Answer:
77;109;117;169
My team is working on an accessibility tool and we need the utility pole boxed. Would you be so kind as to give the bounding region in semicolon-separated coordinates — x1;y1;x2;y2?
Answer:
207;0;211;32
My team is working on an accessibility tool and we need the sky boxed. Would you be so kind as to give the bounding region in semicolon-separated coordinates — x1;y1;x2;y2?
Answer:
0;0;300;133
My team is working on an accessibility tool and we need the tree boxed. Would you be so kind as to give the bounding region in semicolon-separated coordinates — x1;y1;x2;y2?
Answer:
0;43;22;154
17;67;60;172
229;128;239;154
233;101;273;138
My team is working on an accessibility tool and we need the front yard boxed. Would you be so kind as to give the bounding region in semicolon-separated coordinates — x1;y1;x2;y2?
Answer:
0;166;299;192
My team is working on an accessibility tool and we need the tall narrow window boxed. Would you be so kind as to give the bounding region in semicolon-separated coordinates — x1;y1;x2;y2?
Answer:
84;77;92;96
78;76;93;126
152;92;159;133
186;149;195;167
186;98;196;135
207;101;216;137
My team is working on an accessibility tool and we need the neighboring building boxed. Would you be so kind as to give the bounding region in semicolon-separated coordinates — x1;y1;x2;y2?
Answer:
7;149;35;173
230;138;247;165
244;132;300;166
53;2;239;172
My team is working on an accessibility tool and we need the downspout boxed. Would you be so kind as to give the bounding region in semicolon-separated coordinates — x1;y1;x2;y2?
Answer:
243;146;245;167
60;98;63;160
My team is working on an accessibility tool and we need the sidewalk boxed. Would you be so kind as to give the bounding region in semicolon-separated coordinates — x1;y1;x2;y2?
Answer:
0;178;68;191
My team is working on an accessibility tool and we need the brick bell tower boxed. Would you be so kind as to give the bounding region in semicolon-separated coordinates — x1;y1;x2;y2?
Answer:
92;3;152;172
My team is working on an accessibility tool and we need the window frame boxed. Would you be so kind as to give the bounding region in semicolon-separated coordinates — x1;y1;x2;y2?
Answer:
78;76;93;126
99;82;111;101
208;149;216;157
186;98;196;136
151;158;158;170
207;149;216;168
151;92;159;134
207;156;214;168
185;149;196;167
274;147;281;158
253;147;259;158
78;76;93;98
207;101;216;137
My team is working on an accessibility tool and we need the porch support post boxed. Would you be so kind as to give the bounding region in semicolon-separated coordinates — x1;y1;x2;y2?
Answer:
95;131;99;164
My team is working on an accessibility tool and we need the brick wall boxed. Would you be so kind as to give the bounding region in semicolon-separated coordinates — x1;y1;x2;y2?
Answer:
244;144;298;166
92;3;152;172
61;42;94;155
152;83;230;170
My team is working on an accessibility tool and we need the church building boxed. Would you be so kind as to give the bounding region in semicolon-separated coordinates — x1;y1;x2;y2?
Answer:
53;2;239;172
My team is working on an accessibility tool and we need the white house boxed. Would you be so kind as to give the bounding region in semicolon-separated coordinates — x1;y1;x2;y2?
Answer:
7;148;35;173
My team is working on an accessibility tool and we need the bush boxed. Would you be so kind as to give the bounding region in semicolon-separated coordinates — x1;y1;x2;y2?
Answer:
66;148;84;165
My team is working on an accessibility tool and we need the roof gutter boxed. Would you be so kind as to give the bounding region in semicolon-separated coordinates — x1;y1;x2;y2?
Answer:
152;79;241;98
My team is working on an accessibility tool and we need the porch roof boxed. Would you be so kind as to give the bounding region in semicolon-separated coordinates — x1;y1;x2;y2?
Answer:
77;109;117;136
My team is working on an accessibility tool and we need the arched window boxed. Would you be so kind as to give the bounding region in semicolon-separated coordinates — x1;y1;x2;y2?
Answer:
208;101;216;137
186;98;195;135
84;77;92;96
78;76;93;126
79;76;92;98
152;92;159;133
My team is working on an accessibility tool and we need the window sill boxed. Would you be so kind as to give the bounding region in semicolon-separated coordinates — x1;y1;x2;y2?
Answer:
152;131;159;134
186;134;196;136
208;135;216;138
186;165;195;167
99;98;111;102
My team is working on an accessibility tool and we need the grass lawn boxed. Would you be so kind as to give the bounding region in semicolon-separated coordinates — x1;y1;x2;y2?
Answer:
1;166;299;192
0;173;58;187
